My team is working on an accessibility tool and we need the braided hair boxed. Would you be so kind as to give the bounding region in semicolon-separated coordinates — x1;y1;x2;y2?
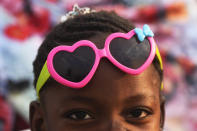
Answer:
33;11;163;91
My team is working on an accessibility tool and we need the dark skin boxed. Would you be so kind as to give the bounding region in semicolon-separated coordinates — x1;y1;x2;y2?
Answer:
30;33;165;131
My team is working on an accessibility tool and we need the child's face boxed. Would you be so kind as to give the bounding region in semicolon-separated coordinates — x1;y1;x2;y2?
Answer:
30;34;164;131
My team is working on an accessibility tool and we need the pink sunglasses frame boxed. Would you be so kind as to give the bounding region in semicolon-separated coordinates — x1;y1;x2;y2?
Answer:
46;30;156;89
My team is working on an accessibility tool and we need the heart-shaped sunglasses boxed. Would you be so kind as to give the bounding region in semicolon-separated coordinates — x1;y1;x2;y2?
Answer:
36;25;163;97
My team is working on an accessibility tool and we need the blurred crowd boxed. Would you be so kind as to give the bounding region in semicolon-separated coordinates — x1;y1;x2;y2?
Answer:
0;0;197;130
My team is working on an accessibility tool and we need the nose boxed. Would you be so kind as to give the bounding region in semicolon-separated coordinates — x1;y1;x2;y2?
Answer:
108;120;131;131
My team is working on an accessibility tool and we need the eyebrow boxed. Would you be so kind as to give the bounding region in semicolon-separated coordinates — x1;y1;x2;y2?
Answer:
62;96;100;105
61;94;157;107
124;94;156;104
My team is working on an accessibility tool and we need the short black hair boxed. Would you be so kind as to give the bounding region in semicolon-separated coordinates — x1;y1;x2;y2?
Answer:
33;11;163;90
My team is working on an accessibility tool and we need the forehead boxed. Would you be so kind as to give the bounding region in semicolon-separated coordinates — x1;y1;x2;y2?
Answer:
42;59;160;107
75;60;160;103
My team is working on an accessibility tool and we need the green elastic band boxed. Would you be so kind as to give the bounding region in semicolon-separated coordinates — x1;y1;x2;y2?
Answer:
155;45;164;90
156;45;163;70
36;61;50;98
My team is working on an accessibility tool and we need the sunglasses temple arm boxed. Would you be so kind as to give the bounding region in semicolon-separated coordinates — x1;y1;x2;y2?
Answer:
36;61;50;98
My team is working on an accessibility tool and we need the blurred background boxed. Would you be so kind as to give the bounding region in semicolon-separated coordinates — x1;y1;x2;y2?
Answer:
0;0;197;130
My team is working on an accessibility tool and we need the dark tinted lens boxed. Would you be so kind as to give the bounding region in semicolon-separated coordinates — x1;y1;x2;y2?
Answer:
53;46;95;82
109;37;151;69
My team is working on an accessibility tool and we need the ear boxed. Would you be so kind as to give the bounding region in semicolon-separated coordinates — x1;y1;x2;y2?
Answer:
160;95;165;129
29;101;46;131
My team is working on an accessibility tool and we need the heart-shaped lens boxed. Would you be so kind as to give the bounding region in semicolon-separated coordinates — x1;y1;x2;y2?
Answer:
109;37;151;69
53;46;95;82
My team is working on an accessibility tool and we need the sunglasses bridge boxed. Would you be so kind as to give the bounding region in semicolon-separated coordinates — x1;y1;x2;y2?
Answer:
98;48;107;58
